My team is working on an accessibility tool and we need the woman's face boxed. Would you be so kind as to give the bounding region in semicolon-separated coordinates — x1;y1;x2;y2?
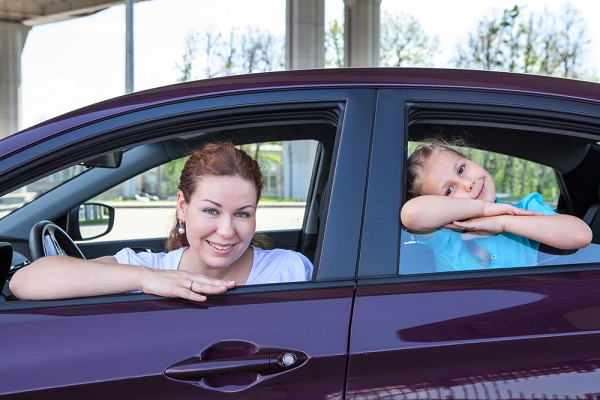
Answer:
177;175;257;271
420;149;496;202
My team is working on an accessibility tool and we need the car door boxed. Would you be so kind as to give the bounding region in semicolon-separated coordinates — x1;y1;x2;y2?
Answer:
0;88;376;399
347;88;600;398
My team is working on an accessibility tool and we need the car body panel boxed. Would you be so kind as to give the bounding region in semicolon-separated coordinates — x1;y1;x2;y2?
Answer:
348;273;600;398
2;285;354;399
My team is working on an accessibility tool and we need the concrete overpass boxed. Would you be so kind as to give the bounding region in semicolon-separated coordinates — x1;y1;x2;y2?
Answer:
0;0;381;139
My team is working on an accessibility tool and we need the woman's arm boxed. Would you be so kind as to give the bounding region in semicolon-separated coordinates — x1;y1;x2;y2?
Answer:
453;214;592;250
400;195;539;233
9;255;235;301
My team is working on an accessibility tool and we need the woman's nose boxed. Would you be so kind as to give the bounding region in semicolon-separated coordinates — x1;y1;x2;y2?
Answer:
216;217;235;238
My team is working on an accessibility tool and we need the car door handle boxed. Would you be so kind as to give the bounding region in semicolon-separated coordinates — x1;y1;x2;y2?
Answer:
164;342;307;382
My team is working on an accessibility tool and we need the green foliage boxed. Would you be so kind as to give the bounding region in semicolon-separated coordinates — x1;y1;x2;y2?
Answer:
176;25;284;81
325;19;344;68
380;11;439;67
161;157;188;196
454;4;592;79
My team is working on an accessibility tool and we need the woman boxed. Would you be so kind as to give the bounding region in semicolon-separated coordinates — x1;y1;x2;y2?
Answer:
10;141;313;301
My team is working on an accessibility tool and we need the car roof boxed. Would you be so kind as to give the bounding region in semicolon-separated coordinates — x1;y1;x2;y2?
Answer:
3;67;600;157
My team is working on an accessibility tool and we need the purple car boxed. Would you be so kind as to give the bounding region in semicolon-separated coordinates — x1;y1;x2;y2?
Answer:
2;68;600;399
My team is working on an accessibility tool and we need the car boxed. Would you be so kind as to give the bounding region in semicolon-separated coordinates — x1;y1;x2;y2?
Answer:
2;67;600;399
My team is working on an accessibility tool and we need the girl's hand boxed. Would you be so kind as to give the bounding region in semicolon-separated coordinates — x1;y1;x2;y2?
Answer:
140;269;236;302
448;216;506;236
482;202;543;217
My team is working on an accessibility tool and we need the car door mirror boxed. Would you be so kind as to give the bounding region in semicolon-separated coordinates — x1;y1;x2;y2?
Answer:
68;203;115;241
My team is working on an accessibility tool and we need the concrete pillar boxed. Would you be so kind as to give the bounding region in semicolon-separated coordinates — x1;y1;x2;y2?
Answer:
344;0;381;67
286;0;325;69
0;21;30;138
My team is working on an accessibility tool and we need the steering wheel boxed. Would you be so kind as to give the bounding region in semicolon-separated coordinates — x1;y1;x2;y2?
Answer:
29;220;86;261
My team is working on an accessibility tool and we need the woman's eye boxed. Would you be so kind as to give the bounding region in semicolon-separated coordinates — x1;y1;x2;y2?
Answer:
204;208;219;215
234;211;250;218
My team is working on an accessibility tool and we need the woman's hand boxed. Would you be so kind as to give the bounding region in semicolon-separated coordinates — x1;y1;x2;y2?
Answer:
140;269;236;302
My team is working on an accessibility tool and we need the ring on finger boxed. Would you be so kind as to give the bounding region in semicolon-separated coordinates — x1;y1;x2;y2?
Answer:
189;280;194;291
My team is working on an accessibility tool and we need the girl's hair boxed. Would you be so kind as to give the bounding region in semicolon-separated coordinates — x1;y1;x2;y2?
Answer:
166;141;271;251
406;138;467;200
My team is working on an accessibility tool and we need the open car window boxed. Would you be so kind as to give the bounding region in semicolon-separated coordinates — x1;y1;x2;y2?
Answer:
86;140;319;242
400;139;600;275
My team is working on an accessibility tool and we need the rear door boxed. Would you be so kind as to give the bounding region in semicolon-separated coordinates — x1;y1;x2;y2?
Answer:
0;88;375;399
347;88;600;398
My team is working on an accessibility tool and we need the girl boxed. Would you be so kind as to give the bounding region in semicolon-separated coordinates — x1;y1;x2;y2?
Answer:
400;140;592;271
10;141;313;301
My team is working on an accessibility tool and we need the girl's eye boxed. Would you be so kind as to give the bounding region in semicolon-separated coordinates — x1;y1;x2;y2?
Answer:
445;186;454;196
204;208;219;215
458;164;465;174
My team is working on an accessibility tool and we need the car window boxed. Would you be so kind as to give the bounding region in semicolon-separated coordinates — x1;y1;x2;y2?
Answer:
400;143;600;275
0;165;88;219
86;140;318;242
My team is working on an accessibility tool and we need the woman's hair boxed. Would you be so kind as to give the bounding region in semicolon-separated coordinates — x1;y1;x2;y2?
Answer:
406;138;468;200
166;141;271;251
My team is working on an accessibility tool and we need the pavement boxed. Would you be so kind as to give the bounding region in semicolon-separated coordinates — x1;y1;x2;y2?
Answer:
100;201;306;241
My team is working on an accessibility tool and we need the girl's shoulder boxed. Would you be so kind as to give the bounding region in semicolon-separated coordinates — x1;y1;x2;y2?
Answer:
515;193;556;215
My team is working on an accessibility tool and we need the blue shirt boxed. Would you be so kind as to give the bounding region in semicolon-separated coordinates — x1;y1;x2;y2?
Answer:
424;193;556;272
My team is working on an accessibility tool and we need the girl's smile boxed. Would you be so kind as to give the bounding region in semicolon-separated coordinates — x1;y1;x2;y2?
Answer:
420;149;496;202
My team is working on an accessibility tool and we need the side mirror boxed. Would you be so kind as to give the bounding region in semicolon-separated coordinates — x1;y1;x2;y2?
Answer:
68;203;115;241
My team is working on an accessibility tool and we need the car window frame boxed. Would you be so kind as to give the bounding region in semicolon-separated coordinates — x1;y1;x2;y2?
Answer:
358;87;600;281
0;87;377;309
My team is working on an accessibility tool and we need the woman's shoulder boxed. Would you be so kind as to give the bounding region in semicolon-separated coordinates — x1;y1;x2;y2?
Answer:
248;247;313;284
253;246;311;265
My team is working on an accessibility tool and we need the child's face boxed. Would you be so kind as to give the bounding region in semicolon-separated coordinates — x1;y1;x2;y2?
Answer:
420;150;496;202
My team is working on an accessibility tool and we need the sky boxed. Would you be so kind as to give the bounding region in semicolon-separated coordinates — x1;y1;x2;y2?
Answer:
20;0;600;130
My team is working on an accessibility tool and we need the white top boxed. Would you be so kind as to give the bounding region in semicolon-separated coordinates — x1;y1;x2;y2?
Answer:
114;246;313;284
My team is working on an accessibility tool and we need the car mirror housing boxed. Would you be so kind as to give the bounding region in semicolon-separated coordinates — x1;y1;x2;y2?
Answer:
67;202;115;241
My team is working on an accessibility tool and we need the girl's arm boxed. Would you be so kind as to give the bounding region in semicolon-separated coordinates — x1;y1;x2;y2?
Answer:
400;195;538;233
9;255;235;301
453;214;592;250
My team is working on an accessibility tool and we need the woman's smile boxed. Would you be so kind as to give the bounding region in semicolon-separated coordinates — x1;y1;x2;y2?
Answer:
178;175;257;274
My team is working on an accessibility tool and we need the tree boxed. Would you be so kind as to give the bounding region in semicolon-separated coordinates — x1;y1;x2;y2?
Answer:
325;19;344;68
380;11;438;67
175;30;199;82
175;25;284;82
454;4;592;79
